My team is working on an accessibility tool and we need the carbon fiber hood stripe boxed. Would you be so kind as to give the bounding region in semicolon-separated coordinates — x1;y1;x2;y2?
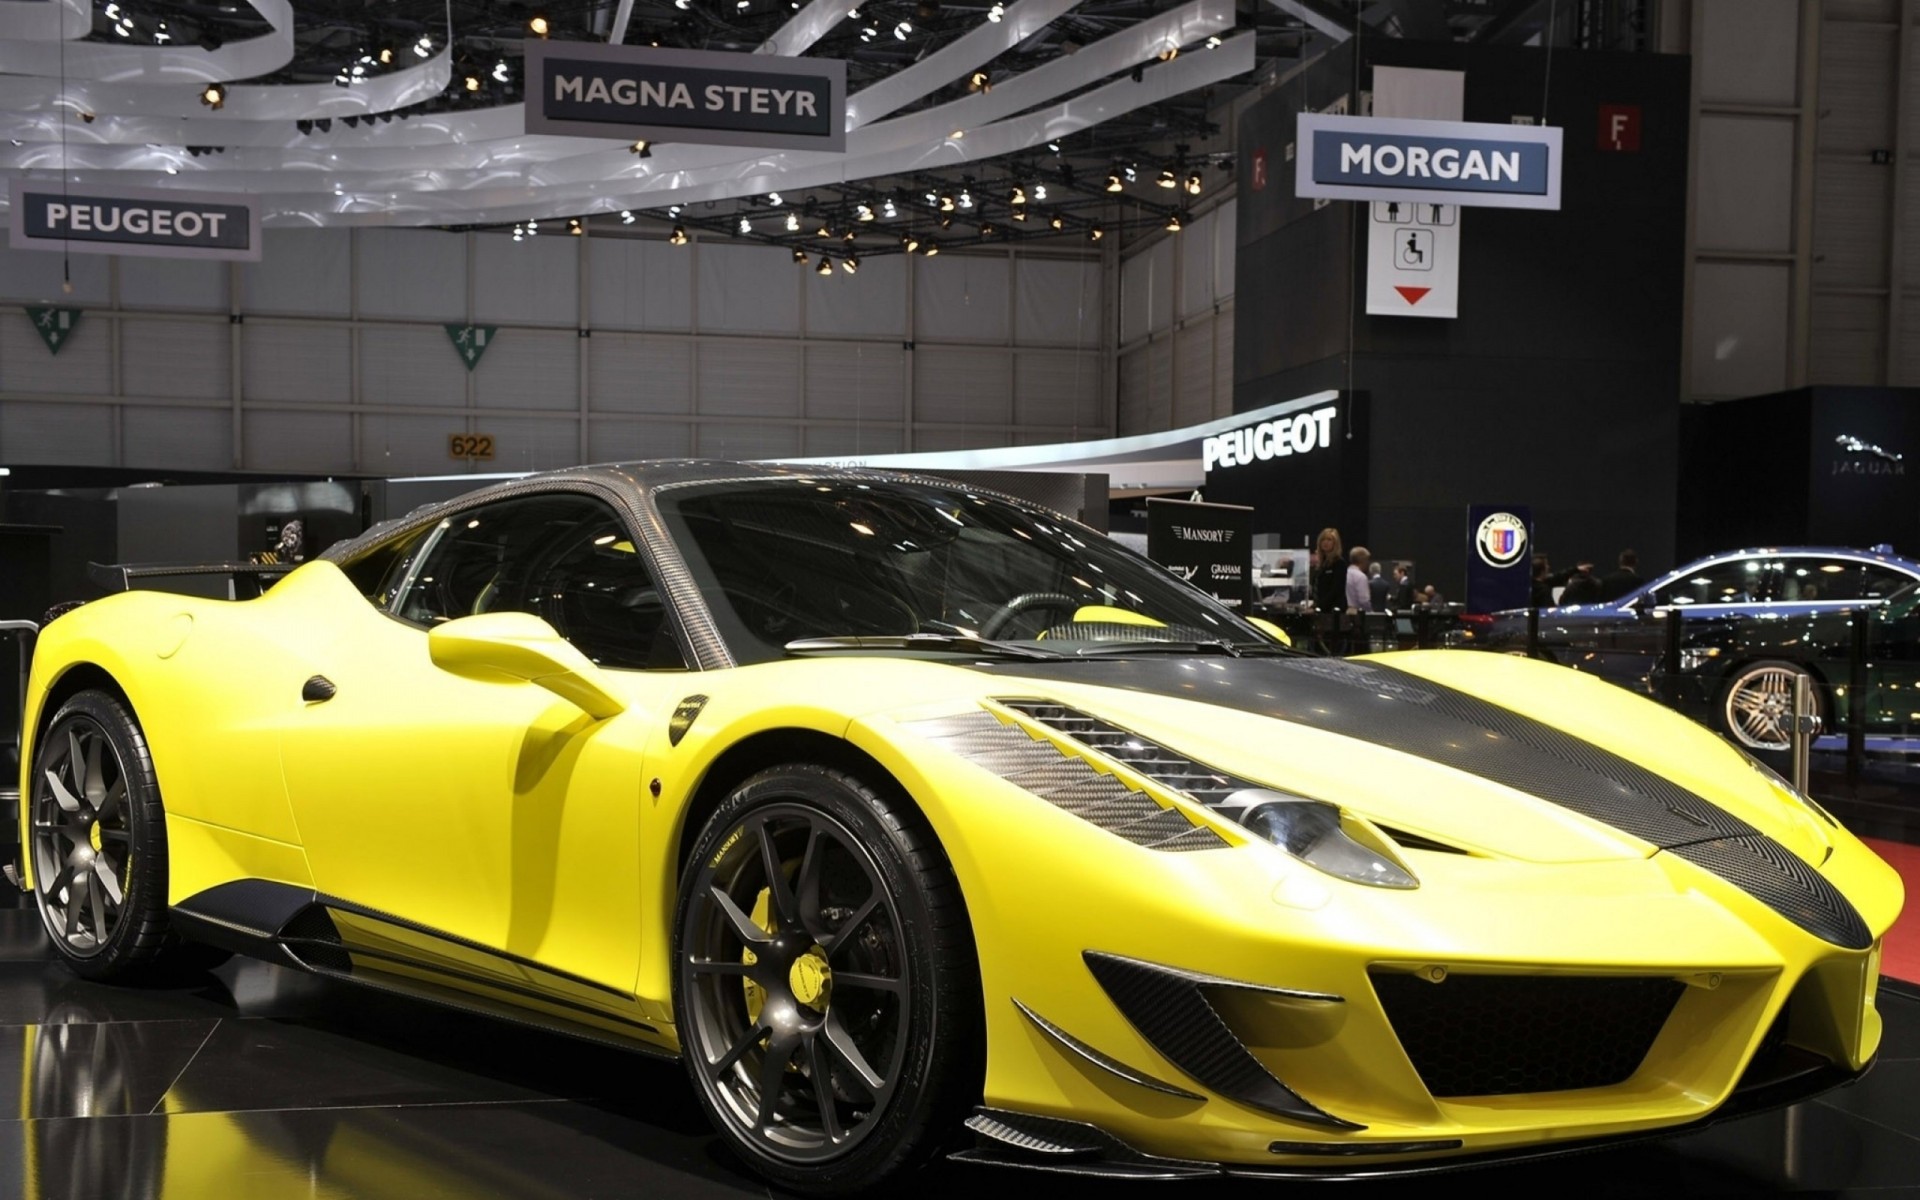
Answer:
976;655;1871;949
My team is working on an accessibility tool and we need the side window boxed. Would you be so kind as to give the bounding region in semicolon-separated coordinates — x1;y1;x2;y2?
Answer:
338;525;435;608
1861;566;1916;600
394;494;684;670
1779;558;1863;602
1651;557;1770;606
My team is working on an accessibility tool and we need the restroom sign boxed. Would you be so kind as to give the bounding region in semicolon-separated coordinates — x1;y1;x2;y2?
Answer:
1366;199;1460;318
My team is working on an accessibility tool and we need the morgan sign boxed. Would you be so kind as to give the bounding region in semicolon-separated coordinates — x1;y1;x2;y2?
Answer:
523;42;845;152
9;180;260;261
1295;114;1563;211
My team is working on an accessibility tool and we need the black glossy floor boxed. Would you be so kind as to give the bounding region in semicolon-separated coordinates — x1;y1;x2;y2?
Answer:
1;909;1917;1199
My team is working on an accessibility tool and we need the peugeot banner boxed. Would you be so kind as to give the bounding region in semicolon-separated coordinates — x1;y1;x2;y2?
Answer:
523;42;845;152
9;180;261;261
1465;503;1534;613
1147;497;1254;610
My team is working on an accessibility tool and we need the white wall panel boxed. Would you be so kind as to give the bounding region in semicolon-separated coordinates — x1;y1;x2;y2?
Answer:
803;424;903;457
696;341;801;417
915;255;1010;343
119;258;228;312
588;419;692;462
1173;322;1214;429
914;346;1011;425
699;244;800;334
0;401;112;464
244;410;352;473
122;319;229;400
697;422;800;459
1145;239;1176;334
1691;261;1790;396
1695;116;1795;253
804;344;905;422
1812;163;1891;290
805;255;908;337
1699;0;1798;105
360;326;465;409
1120;252;1152;346
0;245;109;305
1818;23;1896;154
1146;339;1173;430
480;416;582;472
362;413;466;476
1213;199;1237;301
1811;294;1885;385
1118;346;1149;435
475;233;578;327
589;335;692;413
357;229;467;322
475;329;578;410
0;314;111;396
1013;350;1100;431
242;229;351;317
242;324;350;404
1179;211;1216;319
126;407;230;470
914;427;1008;451
589;238;692;332
1015;259;1101;347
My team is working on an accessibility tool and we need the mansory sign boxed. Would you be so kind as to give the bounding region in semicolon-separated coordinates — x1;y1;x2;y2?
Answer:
9;180;261;261
522;42;845;152
1295;114;1563;211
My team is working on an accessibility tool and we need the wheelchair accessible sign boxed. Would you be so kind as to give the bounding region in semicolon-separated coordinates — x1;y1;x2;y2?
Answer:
1295;114;1563;211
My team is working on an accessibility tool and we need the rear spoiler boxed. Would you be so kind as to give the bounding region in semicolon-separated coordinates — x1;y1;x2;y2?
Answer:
86;561;296;599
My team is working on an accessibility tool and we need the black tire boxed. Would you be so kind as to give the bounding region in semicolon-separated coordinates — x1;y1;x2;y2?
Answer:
1717;659;1822;753
672;764;980;1196
28;690;176;981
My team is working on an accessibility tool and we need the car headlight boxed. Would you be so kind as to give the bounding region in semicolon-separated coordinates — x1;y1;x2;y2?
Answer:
1678;646;1720;671
1217;788;1418;889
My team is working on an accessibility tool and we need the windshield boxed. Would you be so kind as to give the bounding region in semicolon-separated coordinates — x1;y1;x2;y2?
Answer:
656;477;1269;664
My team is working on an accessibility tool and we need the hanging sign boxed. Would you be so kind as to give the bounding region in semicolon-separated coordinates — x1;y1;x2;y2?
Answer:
1366;199;1461;318
522;42;846;152
24;306;82;355
8;179;261;261
1146;497;1255;610
444;324;498;371
1295;114;1563;211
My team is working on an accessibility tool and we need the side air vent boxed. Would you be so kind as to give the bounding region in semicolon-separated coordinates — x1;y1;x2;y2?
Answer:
908;711;1225;852
1374;826;1472;856
1001;701;1255;809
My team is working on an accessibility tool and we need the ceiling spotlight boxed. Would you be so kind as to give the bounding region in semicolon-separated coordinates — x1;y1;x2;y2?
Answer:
843;229;857;244
1050;215;1064;230
669;204;683;217
1088;224;1104;242
1010;209;1028;222
670;224;690;246
939;194;955;212
1032;184;1047;200
199;84;227;110
1157;45;1178;61
1206;35;1223;49
768;192;783;206
842;255;859;274
1157;169;1177;188
856;204;875;222
513;228;525;242
737;0;750;9
860;25;877;41
847;4;862;14
894;20;912;39
957;190;973;209
739;216;752;233
968;70;990;93
1010;185;1026;206
902;232;920;252
569;218;584;235
816;256;834;276
1185;171;1203;196
988;2;1005;19
1166;211;1185;232
529;12;551;36
526;220;538;235
630;140;652;156
939;214;952;229
1106;172;1123;192
165;164;179;175
493;61;510;83
794;248;809;264
105;2;119;17
675;0;690;7
882;198;898;218
949;129;964;140
923;242;940;257
379;45;395;65
464;74;482;92
623;210;636;224
786;213;800;232
414;36;433;57
1047;140;1061;153
816;222;833;237
925;191;939;206
1124;164;1137;182
980;221;995;236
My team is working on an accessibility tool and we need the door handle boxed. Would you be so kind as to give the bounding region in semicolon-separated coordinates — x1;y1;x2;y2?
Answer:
302;675;338;703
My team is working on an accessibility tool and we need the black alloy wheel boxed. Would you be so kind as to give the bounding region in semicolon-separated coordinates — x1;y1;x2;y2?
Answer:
673;765;979;1195
29;691;175;980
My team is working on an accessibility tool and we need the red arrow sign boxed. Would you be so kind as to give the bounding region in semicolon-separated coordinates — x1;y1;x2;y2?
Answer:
1394;286;1431;305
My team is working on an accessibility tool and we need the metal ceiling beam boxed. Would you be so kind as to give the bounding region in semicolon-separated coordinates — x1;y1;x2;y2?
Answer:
847;0;1085;129
1267;0;1352;42
1470;0;1556;43
759;0;856;57
0;0;295;83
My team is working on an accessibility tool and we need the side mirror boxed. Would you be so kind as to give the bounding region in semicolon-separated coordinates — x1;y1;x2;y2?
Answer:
427;612;626;720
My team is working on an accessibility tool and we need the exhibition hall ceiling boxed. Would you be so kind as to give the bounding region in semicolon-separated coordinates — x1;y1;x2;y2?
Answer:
0;0;1572;252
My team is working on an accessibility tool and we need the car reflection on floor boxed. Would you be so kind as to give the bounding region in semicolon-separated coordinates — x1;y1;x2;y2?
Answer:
1;907;1917;1199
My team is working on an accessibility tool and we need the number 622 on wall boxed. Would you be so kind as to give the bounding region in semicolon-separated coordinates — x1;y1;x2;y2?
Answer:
449;434;496;461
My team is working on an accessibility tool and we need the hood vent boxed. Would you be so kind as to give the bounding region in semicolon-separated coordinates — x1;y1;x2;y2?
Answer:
1001;701;1252;809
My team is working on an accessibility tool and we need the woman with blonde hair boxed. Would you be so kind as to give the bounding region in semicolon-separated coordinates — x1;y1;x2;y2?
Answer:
1311;527;1347;613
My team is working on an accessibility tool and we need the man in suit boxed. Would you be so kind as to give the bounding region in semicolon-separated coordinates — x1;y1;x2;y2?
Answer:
1599;549;1643;603
1560;562;1604;605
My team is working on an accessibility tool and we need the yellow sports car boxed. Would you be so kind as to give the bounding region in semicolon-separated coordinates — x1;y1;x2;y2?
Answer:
11;462;1904;1193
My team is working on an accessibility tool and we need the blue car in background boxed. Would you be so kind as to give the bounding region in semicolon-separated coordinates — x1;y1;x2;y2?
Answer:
1462;547;1920;748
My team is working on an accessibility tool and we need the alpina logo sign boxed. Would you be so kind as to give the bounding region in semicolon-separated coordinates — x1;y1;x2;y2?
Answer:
523;42;845;152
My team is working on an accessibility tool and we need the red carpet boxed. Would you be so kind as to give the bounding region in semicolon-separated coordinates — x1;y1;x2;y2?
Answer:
1865;837;1920;984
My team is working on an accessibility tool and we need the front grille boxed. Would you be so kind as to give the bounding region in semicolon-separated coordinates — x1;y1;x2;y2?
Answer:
1371;971;1685;1097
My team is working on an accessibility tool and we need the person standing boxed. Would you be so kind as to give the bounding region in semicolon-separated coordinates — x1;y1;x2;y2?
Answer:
1368;559;1391;611
1391;563;1416;609
1559;562;1603;605
1599;549;1643;602
1311;528;1347;613
1347;547;1374;613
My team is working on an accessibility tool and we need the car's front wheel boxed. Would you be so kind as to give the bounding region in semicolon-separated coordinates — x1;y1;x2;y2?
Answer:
672;764;979;1195
1719;660;1821;752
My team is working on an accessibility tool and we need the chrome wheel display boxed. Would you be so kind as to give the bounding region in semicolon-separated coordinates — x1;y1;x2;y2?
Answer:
1723;664;1808;752
680;803;909;1165
31;717;133;956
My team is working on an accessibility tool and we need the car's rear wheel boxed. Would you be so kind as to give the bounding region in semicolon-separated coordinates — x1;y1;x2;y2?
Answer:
28;690;174;981
1719;660;1821;752
673;765;978;1195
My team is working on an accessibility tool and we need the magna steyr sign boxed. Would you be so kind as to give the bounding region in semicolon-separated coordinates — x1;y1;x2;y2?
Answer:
523;42;845;152
1295;114;1563;211
1203;405;1337;472
9;180;260;261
